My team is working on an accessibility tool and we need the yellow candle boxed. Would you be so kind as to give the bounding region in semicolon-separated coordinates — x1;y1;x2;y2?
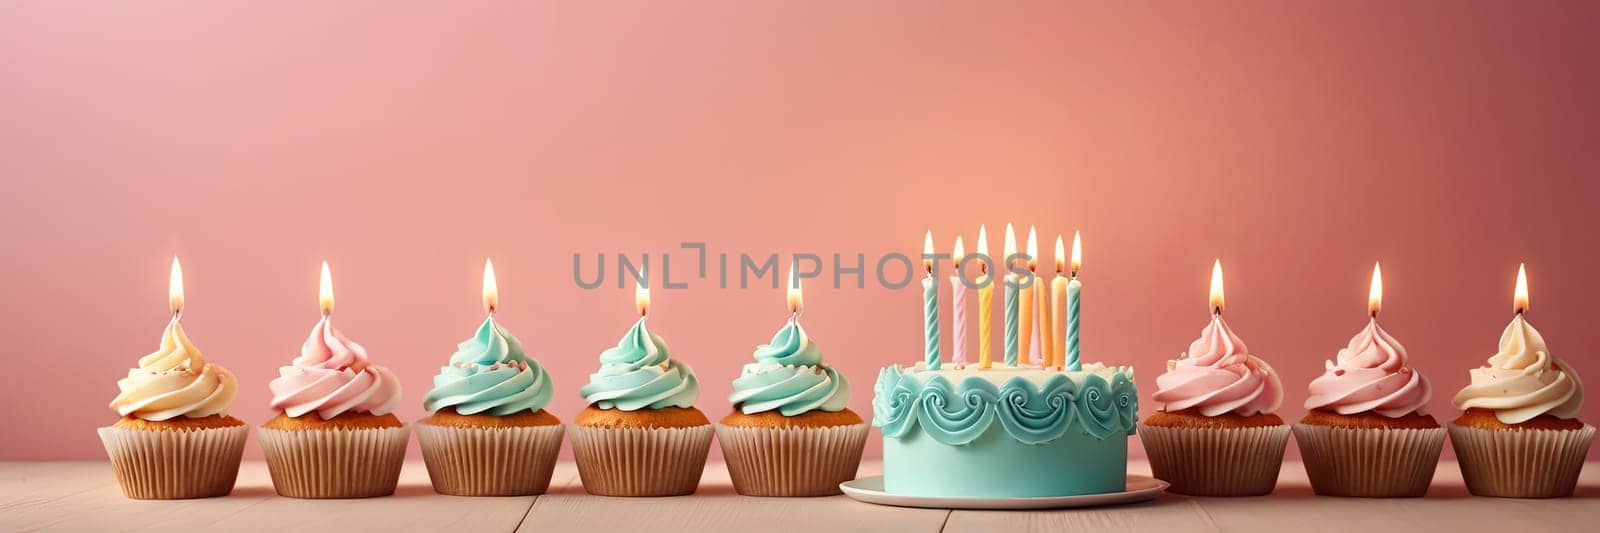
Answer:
978;273;993;369
1050;234;1067;368
1017;227;1036;365
976;225;993;369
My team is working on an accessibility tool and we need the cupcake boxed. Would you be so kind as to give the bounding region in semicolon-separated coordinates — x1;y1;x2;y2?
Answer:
1295;313;1443;497
417;315;562;496
259;267;408;499
572;312;712;496
717;313;866;496
1449;303;1591;498
101;288;247;499
1139;313;1288;496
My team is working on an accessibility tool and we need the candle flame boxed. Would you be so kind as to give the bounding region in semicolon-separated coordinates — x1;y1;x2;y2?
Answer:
635;271;650;317
1026;226;1038;271
1209;259;1225;314
1514;263;1528;314
1070;231;1082;276
483;258;499;315
1369;261;1382;317
787;267;803;314
976;225;990;274
319;261;335;316
922;230;935;274
1054;235;1066;275
168;256;184;315
952;235;965;267
1003;223;1017;265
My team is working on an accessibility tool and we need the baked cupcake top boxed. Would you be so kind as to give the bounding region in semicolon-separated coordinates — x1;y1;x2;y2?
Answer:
1305;318;1432;417
578;317;700;411
110;317;239;421
268;316;402;419
728;318;849;416
1451;314;1583;424
423;317;554;416
1152;315;1283;416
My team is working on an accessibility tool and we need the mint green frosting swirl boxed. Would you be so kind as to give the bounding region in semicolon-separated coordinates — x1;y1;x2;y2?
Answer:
995;375;1078;444
1112;371;1139;433
871;364;1138;445
916;376;997;445
728;320;850;416
579;318;699;411
423;317;553;415
874;366;918;438
1076;374;1119;439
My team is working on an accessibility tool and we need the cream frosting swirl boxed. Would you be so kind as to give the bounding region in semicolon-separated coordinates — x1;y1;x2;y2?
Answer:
1451;314;1584;424
1305;318;1431;417
268;316;402;419
578;318;699;411
1153;315;1283;416
110;318;239;421
728;319;850;416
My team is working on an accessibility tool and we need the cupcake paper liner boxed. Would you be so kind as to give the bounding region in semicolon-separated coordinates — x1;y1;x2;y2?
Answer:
715;422;869;497
1448;423;1595;498
415;422;565;496
1292;423;1446;497
257;425;411;499
97;424;249;500
568;423;713;497
1138;422;1291;496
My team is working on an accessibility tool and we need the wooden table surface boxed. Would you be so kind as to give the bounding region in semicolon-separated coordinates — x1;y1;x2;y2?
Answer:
3;459;1596;532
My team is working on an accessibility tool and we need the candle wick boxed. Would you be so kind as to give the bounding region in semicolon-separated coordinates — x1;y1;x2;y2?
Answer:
1213;307;1222;317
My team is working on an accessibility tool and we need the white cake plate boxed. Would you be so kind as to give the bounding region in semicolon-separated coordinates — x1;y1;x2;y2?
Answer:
839;475;1168;510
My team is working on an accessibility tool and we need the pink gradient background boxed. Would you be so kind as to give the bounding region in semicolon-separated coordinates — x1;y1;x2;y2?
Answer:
2;2;1598;461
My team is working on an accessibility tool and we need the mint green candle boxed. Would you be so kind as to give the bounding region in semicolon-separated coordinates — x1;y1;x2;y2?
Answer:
1066;277;1081;371
1004;273;1019;366
923;276;941;370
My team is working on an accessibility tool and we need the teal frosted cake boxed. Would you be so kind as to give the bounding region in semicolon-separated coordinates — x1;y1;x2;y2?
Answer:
872;363;1137;498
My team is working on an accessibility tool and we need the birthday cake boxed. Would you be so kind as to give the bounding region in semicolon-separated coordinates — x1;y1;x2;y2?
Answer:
872;363;1137;498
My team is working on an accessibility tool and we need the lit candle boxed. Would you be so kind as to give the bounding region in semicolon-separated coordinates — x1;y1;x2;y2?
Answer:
1066;232;1082;371
1020;227;1037;366
788;265;804;319
1514;262;1528;315
636;267;650;318
1369;261;1383;318
1210;259;1225;316
976;226;994;369
949;236;968;367
1050;235;1067;369
1003;223;1020;367
922;230;941;370
169;256;184;317
483;258;499;316
319;260;335;316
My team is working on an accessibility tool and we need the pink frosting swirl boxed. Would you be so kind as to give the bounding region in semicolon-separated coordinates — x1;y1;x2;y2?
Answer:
1304;318;1431;417
268;316;401;419
1153;315;1284;416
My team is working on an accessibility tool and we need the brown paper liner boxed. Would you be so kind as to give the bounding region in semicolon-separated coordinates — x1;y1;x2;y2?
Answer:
1448;423;1595;498
1138;422;1290;496
257;424;411;499
568;423;713;496
415;422;564;496
715;422;868;497
97;424;249;499
1292;423;1445;497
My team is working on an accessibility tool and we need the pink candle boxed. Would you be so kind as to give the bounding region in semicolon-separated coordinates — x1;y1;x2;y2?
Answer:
949;236;968;366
